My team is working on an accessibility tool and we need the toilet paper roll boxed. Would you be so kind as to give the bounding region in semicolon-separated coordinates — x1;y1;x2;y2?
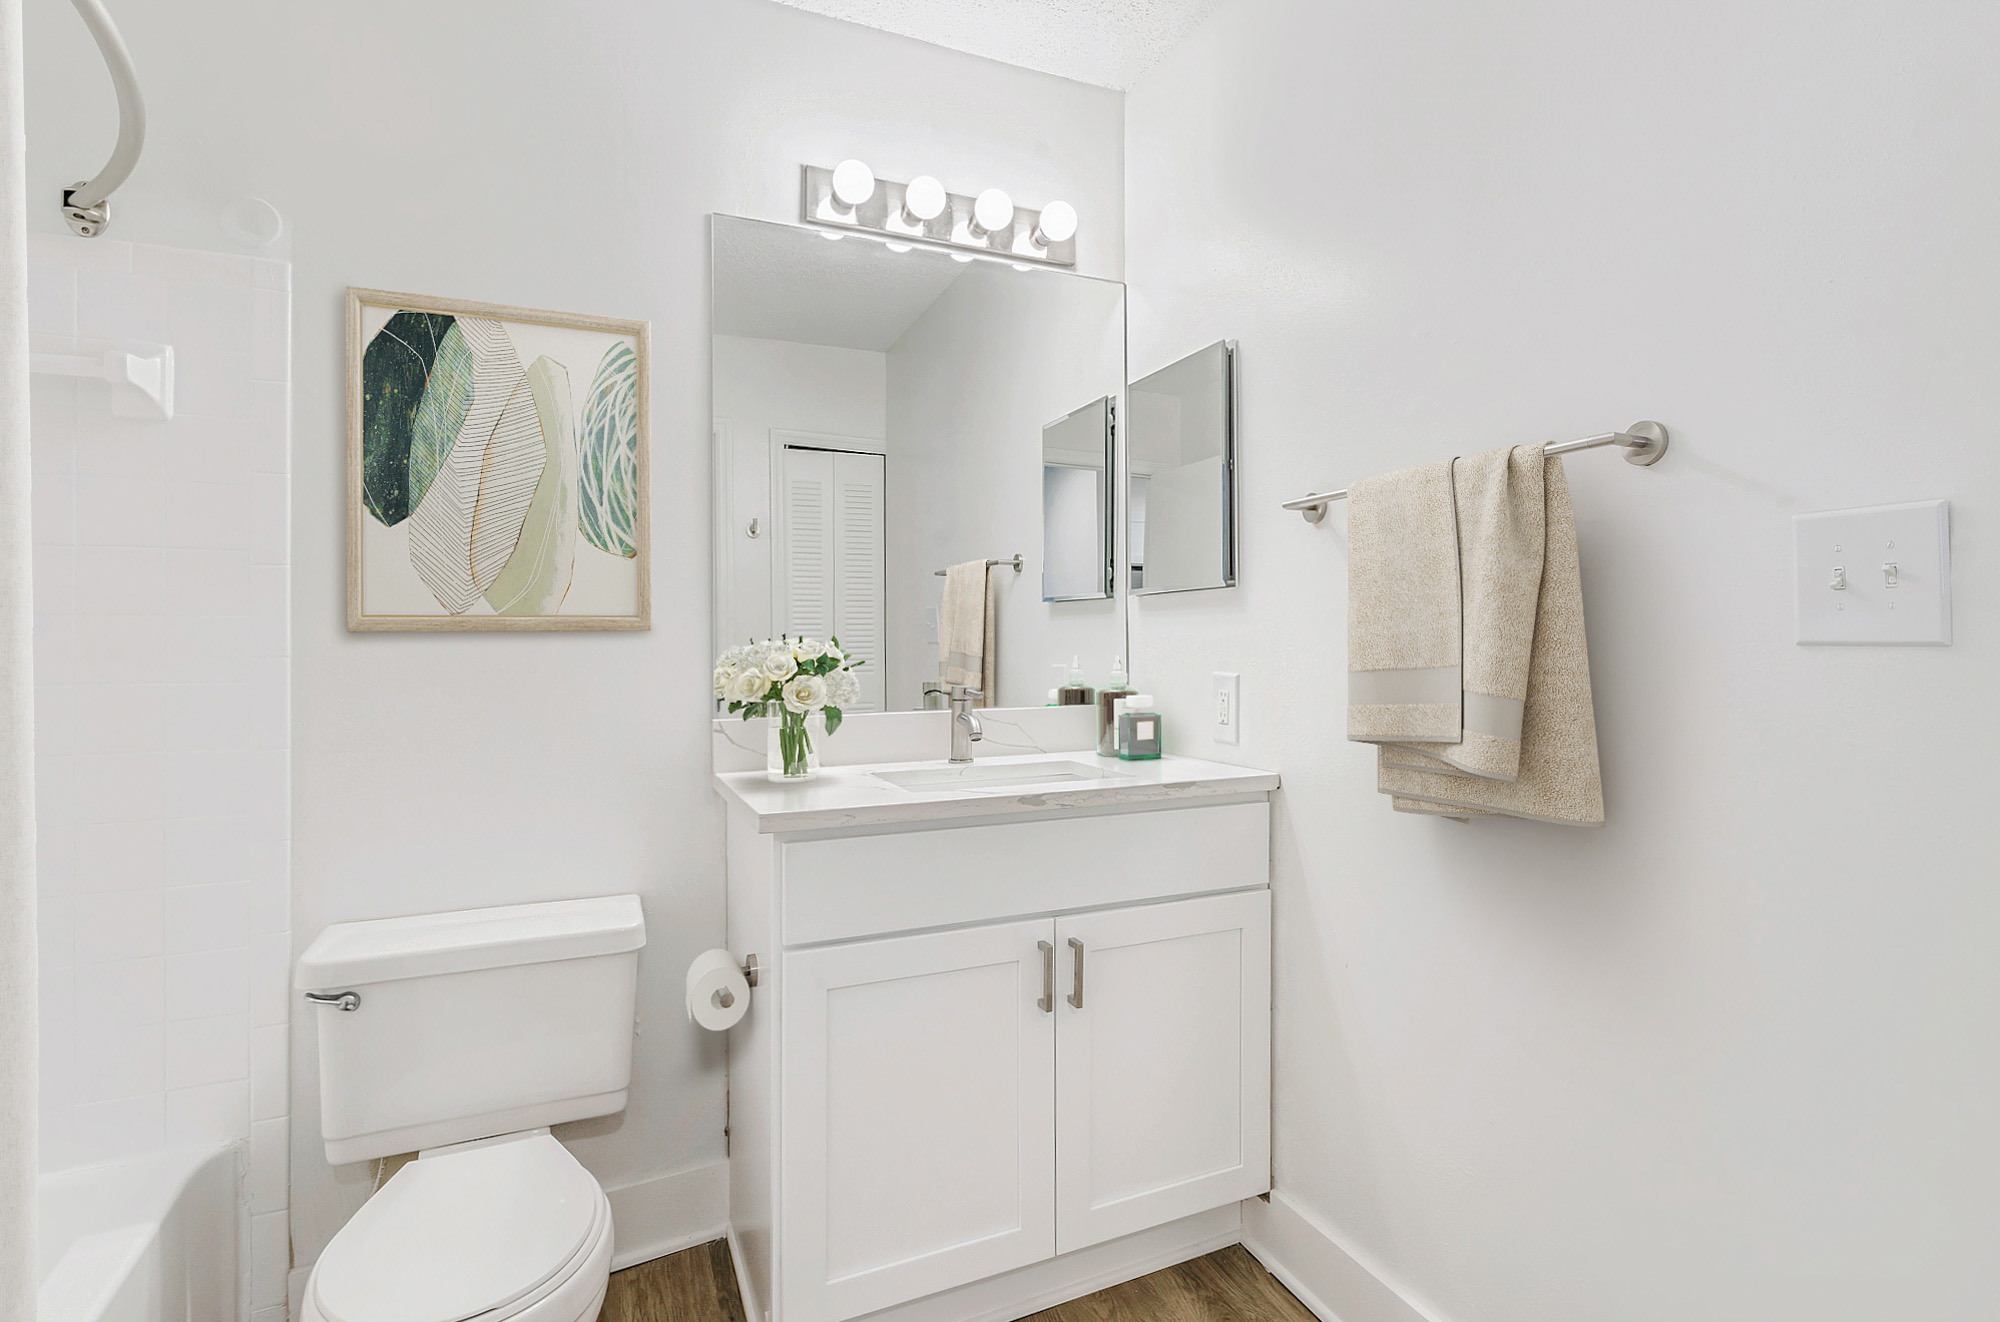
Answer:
686;948;751;1031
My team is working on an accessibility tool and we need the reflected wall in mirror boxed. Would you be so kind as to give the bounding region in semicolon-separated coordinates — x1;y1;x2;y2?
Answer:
1041;397;1113;602
1129;341;1236;595
711;216;1127;713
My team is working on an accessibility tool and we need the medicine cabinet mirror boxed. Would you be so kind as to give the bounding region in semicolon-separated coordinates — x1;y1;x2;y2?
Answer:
710;215;1127;713
1128;341;1236;595
1041;396;1114;603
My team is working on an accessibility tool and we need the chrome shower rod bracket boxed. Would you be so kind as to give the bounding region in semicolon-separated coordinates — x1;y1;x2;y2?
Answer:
61;0;148;237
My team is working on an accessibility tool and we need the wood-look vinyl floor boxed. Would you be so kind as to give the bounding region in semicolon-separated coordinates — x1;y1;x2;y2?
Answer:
601;1242;1314;1322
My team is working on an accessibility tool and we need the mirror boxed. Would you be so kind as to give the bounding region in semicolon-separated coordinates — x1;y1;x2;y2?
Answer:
1041;397;1113;602
711;216;1127;713
1128;341;1236;594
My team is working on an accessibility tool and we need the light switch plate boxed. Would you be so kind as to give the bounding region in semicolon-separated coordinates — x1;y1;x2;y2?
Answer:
1213;672;1241;744
1794;500;1950;645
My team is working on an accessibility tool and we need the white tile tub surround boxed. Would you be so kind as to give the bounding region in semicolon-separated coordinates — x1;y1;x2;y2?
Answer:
31;233;292;1313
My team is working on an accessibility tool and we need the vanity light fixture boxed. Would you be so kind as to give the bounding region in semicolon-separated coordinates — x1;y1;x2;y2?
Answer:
1032;200;1078;248
901;174;947;225
830;158;876;211
968;188;1014;239
798;163;1079;268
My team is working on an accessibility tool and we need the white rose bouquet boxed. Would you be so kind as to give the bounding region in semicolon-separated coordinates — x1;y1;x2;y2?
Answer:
714;635;864;778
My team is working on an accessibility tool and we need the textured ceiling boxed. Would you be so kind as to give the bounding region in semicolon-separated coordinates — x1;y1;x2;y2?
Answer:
764;0;1222;89
713;217;970;351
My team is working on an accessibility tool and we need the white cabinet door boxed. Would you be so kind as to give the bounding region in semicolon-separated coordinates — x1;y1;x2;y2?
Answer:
1053;890;1271;1253
781;919;1057;1322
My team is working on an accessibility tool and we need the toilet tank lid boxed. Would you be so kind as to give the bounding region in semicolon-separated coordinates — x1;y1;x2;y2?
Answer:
295;895;645;989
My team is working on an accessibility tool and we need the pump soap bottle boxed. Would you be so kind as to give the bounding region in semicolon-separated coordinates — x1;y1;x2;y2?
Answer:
1056;658;1093;706
1097;656;1136;756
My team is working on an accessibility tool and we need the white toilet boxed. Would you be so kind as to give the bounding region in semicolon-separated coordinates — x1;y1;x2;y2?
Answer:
293;895;647;1322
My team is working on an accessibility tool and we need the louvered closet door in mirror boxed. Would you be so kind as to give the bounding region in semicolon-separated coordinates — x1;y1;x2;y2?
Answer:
778;444;885;711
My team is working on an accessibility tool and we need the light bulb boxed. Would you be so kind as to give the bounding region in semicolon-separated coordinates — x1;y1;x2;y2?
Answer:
885;242;913;253
968;188;1014;238
950;251;975;263
901;175;947;225
830;159;876;211
1031;200;1077;247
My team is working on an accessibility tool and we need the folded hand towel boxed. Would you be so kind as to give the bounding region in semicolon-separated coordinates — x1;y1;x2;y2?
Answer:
939;560;997;705
1377;457;1604;825
1347;458;1462;743
1385;444;1547;781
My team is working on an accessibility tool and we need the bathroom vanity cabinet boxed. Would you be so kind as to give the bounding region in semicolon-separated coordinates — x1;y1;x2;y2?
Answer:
716;755;1278;1322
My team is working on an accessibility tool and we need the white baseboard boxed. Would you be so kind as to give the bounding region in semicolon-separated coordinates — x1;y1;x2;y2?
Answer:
864;1204;1242;1322
604;1159;732;1270
728;1223;763;1322
1241;1192;1451;1322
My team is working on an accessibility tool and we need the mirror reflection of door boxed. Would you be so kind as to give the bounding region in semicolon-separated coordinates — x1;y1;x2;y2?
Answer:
777;444;887;712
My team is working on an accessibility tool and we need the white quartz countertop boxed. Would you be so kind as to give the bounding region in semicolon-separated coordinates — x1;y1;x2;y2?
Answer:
715;751;1280;834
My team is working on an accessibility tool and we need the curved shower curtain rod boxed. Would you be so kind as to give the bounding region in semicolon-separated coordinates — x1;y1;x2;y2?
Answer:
61;0;147;238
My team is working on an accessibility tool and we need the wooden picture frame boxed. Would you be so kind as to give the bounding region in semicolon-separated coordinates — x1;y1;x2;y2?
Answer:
346;287;651;631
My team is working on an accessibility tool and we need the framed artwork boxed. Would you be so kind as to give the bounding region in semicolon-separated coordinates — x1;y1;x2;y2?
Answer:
346;287;650;630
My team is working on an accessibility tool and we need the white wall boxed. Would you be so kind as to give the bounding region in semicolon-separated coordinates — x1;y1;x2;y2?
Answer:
27;234;292;1317
1125;2;2000;1319
22;0;1124;1283
712;334;886;657
886;265;1126;708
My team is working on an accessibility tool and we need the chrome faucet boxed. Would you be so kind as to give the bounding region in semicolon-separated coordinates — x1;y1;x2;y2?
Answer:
948;685;984;763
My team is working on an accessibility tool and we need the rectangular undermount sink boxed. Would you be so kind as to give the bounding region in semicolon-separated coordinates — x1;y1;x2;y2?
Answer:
872;760;1130;791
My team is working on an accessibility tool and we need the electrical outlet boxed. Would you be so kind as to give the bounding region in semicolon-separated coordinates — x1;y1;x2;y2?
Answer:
1213;672;1241;744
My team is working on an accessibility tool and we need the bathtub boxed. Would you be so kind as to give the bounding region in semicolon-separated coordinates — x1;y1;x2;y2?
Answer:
38;1144;241;1322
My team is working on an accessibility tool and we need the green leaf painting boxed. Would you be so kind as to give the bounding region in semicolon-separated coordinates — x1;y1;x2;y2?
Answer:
578;340;640;557
406;318;549;613
483;357;579;615
406;321;475;513
360;312;457;525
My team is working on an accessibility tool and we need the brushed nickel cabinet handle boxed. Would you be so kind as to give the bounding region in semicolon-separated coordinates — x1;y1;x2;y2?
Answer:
1038;941;1054;1014
1068;937;1084;1010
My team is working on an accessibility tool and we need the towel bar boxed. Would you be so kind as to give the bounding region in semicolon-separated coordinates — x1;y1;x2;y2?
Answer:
933;555;1024;577
1283;421;1667;523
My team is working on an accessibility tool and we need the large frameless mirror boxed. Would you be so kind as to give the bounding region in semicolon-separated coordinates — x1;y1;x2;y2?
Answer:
710;216;1128;713
1128;340;1236;595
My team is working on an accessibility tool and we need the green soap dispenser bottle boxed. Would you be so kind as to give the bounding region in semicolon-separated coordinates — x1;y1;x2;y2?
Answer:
1116;694;1162;760
1097;656;1135;756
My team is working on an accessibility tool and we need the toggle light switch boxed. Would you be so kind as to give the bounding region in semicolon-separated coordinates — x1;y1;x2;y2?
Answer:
1795;501;1950;644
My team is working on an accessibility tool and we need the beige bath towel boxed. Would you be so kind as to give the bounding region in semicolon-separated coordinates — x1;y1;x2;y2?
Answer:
1347;458;1462;743
1385;444;1547;781
1378;457;1604;825
939;560;997;706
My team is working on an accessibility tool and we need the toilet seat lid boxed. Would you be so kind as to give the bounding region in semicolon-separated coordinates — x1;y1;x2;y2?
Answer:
312;1133;603;1322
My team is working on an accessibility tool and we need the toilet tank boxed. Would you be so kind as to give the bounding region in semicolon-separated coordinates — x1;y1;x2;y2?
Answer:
295;895;645;1164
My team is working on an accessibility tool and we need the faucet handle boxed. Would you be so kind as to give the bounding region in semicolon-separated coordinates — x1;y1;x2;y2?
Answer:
947;685;984;702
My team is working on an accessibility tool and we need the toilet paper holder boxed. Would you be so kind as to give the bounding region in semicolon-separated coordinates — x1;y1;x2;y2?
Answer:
740;954;759;987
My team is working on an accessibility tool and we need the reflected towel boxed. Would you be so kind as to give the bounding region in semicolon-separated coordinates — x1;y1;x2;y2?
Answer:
939;560;997;705
1377;457;1604;825
1384;444;1547;781
1347;458;1461;743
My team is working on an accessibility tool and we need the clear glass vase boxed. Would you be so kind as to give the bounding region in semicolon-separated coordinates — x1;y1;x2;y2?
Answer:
766;709;824;782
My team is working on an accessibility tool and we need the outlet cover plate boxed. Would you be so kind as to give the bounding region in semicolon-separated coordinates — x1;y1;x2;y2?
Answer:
1794;500;1950;645
1213;672;1241;744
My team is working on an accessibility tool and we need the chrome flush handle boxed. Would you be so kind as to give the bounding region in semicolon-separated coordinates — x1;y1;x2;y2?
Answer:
1068;938;1084;1010
1038;941;1054;1014
304;990;361;1012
